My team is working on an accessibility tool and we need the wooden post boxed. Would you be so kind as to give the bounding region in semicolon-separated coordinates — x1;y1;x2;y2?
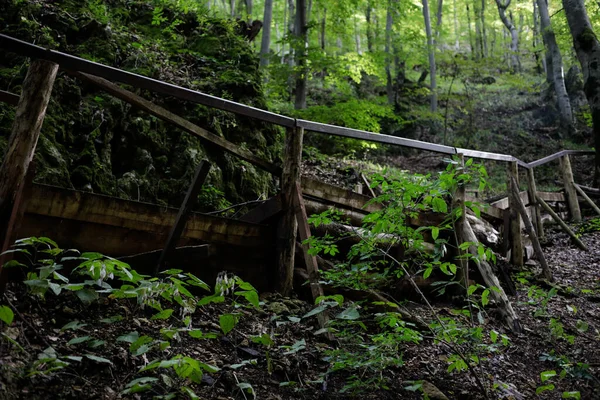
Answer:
292;182;329;332
507;161;523;266
559;155;582;222
574;183;600;216
0;59;58;265
276;126;304;296
154;161;211;275
537;195;588;251
526;167;544;239
510;177;553;281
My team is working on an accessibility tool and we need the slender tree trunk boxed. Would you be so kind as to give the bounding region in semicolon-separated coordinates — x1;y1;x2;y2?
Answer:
294;0;308;109
230;0;235;17
474;0;483;59
320;8;326;50
481;0;488;57
494;0;521;73
467;4;475;58
281;1;287;64
245;0;252;16
435;0;444;41
454;0;459;49
537;0;573;129
532;0;543;74
423;0;438;111
366;1;374;52
354;15;362;54
260;0;273;68
385;0;394;105
561;0;600;185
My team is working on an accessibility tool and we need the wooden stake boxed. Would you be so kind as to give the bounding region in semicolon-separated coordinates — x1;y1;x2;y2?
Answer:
155;161;211;275
536;195;588;251
361;173;377;198
276;126;303;296
510;177;553;281
559;155;582;222
292;182;329;332
574;183;600;216
526;167;544;238
0;60;58;281
507;161;524;266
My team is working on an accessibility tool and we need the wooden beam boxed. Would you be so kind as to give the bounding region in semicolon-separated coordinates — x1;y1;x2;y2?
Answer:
155;161;211;275
526;168;544;238
276;126;303;296
574;183;600;216
75;72;280;175
490;191;529;209
24;184;269;248
507;161;523;266
301;177;382;214
537;191;566;202
239;196;282;223
0;90;19;106
292;182;328;331
536;195;588;251
510;177;552;281
559;155;582;222
528;149;595;168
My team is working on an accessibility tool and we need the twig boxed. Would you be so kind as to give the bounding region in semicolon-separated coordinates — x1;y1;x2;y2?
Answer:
4;294;52;349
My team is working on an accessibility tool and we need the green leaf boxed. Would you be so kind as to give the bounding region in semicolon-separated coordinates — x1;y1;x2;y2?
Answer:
85;354;113;365
562;391;581;399
335;307;360;320
180;387;200;400
432;197;448;213
540;370;557;382
481;289;490;307
490;330;498;343
536;384;555;395
117;331;140;343
151;309;174;320
100;315;123;324
467;285;478;296
423;266;433;279
61;320;87;331
188;330;219;340
431;227;439;240
76;288;99;304
236;290;260;309
68;336;92;345
219;314;236;335
251;333;274;347
0;305;14;325
576;320;589;333
302;304;328;319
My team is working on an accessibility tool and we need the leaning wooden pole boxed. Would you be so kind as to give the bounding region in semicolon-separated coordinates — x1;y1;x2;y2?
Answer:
536;195;588;251
526;167;544;238
574;183;600;216
510;177;553;281
507;161;524;266
0;60;58;284
559;155;582;222
276;125;304;296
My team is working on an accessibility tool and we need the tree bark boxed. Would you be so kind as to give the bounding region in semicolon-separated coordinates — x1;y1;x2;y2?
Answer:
294;0;308;109
435;0;444;41
474;0;483;59
366;1;374;52
481;0;488;57
537;0;573;129
561;0;600;185
467;4;475;58
494;0;521;73
385;0;394;105
259;0;274;68
423;0;438;111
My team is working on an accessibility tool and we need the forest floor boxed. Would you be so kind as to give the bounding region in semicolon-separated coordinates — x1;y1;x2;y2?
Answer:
1;224;599;400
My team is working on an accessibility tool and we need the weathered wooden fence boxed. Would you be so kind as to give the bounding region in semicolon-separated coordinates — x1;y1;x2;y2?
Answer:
0;34;597;328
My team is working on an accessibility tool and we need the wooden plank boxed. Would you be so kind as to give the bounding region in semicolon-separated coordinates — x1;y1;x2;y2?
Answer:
76;72;280;175
527;168;544;238
507;161;523;267
301;177;382;214
0;34;295;128
490;191;529;209
24;184;269;248
574;184;600;216
0;90;19;106
298;119;456;155
528;150;595;168
559;155;582;222
293;182;328;331
537;191;566;202
276;126;303;296
155;161;211;275
510;176;552;281
537;195;588;251
239;196;282;223
457;148;516;163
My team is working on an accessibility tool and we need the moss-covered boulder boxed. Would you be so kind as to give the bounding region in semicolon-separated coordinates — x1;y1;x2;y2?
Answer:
0;0;281;208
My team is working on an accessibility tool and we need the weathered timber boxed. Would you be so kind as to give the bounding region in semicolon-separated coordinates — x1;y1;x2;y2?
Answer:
459;217;523;333
0;90;19;106
574;184;600;216
0;34;294;127
155;161;211;275
457;148;518;163
292;182;328;331
239;196;282;223
537;191;566;202
526;167;544;238
76;72;280;175
536;195;588;251
510;177;552;281
24;184;270;250
276;126;303;296
490;191;528;209
507;161;524;267
301;177;382;213
576;184;600;197
559;155;582;222
528;149;595;168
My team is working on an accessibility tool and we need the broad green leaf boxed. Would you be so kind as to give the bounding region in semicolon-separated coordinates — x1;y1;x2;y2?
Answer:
302;304;328;319
481;289;490;307
188;330;218;340
431;227;439;240
61;320;87;331
76;288;99;304
68;336;92;345
540;370;556;382
117;331;139;343
180;387;199;400
536;384;555;395
85;354;113;364
336;307;360;320
490;330;498;343
562;391;581;399
219;314;236;335
151;309;174;320
0;305;14;325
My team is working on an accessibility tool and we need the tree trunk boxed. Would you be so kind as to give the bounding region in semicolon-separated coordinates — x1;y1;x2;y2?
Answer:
385;0;394;105
354;15;362;54
467;4;475;58
366;1;374;52
474;0;483;59
494;0;521;73
245;0;252;16
320;8;326;51
435;0;443;41
538;0;573;130
532;0;543;74
259;0;273;68
454;0;459;49
562;0;600;184
294;0;308;110
423;0;438;111
481;0;488;57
